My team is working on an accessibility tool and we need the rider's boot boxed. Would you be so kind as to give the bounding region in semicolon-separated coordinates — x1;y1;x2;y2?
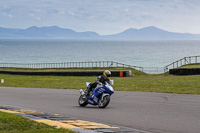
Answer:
85;89;90;98
86;85;93;98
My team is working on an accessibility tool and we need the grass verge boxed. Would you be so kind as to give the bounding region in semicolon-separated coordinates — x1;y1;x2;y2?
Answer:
0;111;74;133
0;67;200;95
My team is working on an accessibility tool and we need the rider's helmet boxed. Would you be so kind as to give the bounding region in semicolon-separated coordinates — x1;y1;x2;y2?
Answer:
103;70;111;79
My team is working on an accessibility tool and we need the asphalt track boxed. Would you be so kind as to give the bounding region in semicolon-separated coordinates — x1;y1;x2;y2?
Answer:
0;87;200;133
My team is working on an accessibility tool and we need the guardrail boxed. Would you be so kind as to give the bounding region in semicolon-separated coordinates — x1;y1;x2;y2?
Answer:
164;56;200;72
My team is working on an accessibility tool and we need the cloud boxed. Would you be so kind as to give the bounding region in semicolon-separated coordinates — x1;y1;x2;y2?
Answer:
0;0;200;34
2;13;13;18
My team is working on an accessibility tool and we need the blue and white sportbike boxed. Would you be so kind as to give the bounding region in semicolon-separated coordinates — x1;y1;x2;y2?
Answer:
78;81;114;108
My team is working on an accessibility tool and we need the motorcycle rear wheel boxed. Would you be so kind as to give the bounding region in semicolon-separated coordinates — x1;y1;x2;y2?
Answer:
98;95;110;108
78;95;88;107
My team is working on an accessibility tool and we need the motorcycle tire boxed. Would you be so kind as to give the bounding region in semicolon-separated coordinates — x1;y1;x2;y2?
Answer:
98;94;110;108
78;95;88;107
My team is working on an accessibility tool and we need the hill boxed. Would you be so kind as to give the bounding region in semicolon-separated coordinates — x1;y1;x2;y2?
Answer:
103;26;200;40
0;26;200;40
0;26;99;39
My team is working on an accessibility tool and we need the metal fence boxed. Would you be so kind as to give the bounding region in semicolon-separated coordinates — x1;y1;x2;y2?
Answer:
164;56;200;72
142;67;165;74
0;61;115;69
0;61;143;71
1;56;199;74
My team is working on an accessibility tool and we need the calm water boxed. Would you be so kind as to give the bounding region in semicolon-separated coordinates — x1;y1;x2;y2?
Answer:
0;39;200;67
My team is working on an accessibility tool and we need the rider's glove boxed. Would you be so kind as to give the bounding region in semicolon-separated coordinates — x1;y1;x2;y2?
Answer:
98;82;103;86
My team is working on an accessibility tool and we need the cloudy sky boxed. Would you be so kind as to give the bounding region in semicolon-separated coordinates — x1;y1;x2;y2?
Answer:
0;0;200;35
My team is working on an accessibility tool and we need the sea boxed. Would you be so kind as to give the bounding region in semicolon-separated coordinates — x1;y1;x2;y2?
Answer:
0;39;200;67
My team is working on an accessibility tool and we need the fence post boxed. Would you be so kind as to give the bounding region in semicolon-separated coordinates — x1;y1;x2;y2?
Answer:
184;57;186;65
196;56;197;63
180;59;182;66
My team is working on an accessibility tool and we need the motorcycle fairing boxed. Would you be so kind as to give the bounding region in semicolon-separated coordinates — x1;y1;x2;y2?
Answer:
86;85;113;105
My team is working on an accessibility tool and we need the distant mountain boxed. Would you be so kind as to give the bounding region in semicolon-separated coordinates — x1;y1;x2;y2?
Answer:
0;26;100;39
103;26;200;40
0;26;200;40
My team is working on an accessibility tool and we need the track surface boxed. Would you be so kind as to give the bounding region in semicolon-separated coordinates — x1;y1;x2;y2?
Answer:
0;87;200;133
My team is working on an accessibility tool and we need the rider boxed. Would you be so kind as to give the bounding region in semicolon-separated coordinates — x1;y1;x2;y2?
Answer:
85;70;111;97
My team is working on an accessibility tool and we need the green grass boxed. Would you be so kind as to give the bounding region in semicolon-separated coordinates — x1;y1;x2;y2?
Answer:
0;67;200;95
178;63;200;68
0;73;200;95
0;111;74;133
115;75;200;94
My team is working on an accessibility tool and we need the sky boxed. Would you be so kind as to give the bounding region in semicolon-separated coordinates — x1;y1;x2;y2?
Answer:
0;0;200;35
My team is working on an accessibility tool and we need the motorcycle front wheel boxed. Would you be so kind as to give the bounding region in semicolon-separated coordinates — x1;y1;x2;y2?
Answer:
98;95;110;108
78;95;88;107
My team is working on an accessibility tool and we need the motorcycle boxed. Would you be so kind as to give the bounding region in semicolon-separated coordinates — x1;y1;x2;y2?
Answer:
78;80;114;108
